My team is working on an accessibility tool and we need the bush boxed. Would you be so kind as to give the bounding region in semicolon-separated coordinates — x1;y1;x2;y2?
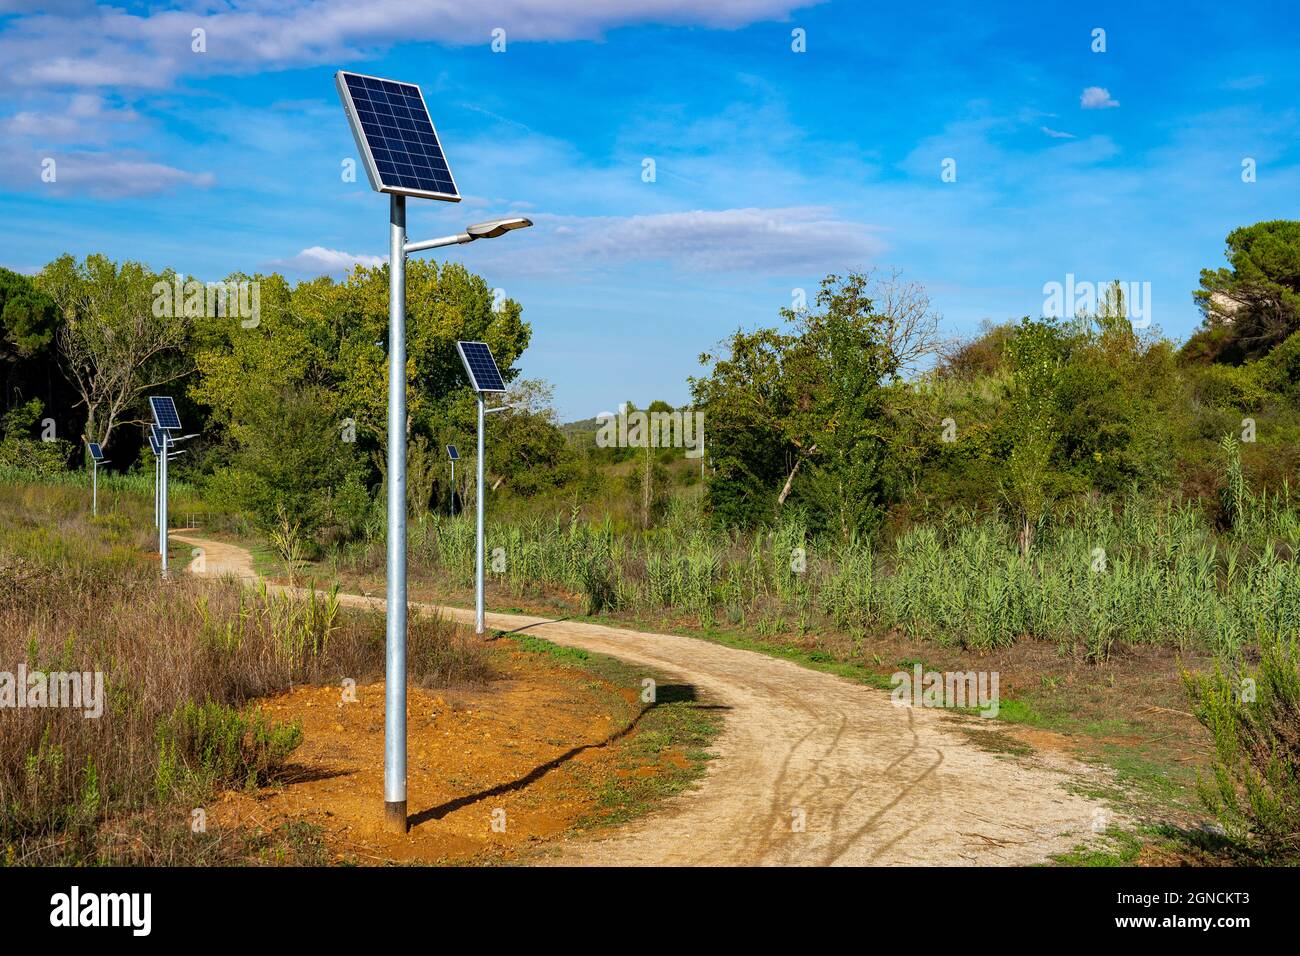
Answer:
0;476;491;864
155;700;302;798
1184;631;1300;863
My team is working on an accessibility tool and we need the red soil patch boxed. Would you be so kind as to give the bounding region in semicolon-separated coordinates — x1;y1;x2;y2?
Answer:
209;653;656;864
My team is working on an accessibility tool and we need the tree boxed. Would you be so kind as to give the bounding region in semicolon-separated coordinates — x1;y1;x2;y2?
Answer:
482;379;576;498
864;266;948;378
690;326;796;527
1193;220;1300;362
998;318;1067;556
38;254;189;453
0;267;64;438
692;272;900;538
787;274;899;540
0;267;59;361
191;258;536;536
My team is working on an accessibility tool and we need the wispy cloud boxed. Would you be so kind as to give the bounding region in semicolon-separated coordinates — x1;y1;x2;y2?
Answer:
0;93;139;143
266;246;386;276
0;149;214;198
0;1;822;92
482;206;883;276
1040;126;1075;139
1222;74;1267;91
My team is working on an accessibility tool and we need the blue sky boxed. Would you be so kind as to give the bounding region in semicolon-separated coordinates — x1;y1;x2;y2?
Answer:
1;0;1297;418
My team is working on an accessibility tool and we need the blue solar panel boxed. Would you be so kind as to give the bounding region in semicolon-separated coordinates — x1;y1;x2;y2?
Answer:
336;71;460;201
88;442;105;462
149;396;181;431
456;341;506;393
148;433;161;456
447;444;460;461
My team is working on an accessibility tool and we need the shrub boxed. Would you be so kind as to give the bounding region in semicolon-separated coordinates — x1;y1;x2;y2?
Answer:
156;700;302;797
1184;631;1300;862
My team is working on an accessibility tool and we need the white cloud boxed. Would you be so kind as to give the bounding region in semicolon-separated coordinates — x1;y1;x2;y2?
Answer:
266;246;386;276
1040;126;1075;139
0;2;821;91
0;150;214;197
1;94;139;142
487;206;883;276
1080;86;1119;109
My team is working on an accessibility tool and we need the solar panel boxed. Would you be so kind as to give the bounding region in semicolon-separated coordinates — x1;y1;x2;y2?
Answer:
456;341;506;393
447;444;459;461
148;433;161;456
88;442;105;462
149;396;182;431
336;71;460;202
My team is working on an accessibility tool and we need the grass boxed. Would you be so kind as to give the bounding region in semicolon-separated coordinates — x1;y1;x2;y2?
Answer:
498;630;722;831
0;477;491;865
326;479;1300;665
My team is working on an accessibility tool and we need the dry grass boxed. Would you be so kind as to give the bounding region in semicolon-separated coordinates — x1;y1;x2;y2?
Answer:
0;479;490;865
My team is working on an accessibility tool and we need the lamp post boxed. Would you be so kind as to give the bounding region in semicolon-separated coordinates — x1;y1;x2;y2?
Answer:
87;442;107;516
337;67;532;835
381;226;530;832
447;445;459;516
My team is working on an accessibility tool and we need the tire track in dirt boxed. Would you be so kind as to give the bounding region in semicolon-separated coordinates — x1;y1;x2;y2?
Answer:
174;534;1114;866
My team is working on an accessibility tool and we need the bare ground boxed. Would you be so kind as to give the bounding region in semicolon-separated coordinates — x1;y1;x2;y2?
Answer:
175;533;1116;866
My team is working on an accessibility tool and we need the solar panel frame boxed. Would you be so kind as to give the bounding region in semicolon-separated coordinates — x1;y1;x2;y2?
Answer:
335;70;461;203
149;396;182;432
456;341;507;394
88;442;105;463
148;433;161;456
447;444;460;461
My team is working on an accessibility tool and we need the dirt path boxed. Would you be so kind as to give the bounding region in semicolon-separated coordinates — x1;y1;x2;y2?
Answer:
174;533;1114;866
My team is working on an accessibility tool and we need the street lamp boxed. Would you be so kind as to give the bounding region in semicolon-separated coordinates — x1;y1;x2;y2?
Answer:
87;441;108;516
147;398;185;576
336;70;533;834
150;429;195;544
446;444;460;516
455;341;514;636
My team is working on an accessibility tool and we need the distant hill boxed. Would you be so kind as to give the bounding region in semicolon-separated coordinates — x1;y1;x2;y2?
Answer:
560;417;601;450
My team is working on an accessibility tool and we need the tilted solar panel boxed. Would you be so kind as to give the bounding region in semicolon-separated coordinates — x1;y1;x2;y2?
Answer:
336;71;460;202
456;341;506;393
149;396;182;431
148;433;161;456
88;442;105;462
447;444;460;461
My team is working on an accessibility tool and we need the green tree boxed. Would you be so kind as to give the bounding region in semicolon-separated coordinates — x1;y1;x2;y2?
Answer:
191;259;535;537
1192;220;1300;362
999;318;1066;555
692;273;899;538
38;254;189;454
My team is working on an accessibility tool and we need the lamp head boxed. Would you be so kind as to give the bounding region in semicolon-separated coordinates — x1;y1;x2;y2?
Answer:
466;217;533;240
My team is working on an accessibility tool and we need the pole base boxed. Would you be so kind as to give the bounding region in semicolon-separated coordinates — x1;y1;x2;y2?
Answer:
385;800;408;834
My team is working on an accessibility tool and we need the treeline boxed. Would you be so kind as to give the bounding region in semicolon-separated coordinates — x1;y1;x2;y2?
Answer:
693;220;1300;543
3;220;1299;550
0;254;580;544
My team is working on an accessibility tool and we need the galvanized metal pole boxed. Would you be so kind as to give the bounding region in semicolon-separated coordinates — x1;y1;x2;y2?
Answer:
450;459;455;516
154;455;159;532
92;461;98;517
159;434;168;574
384;193;408;834
476;392;485;634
